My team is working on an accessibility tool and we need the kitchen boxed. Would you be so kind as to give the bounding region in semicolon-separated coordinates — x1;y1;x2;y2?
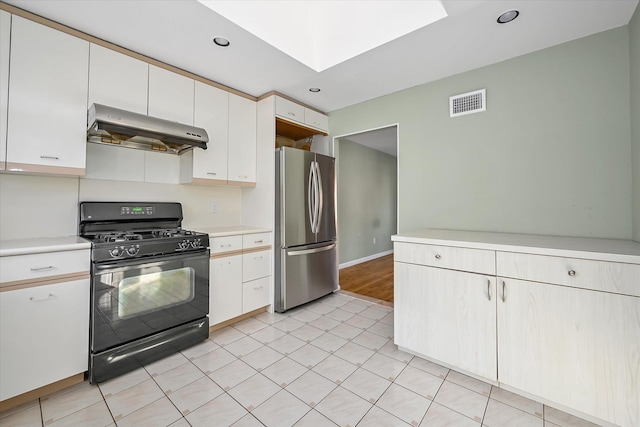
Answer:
0;1;639;426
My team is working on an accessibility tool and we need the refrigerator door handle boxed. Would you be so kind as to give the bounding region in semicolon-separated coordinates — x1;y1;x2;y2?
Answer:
315;161;323;234
308;162;316;233
287;243;336;256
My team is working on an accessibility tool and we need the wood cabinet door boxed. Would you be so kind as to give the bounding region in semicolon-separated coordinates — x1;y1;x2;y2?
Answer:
394;262;497;381
227;94;256;185
192;81;229;184
209;255;242;325
6;16;89;175
497;278;640;427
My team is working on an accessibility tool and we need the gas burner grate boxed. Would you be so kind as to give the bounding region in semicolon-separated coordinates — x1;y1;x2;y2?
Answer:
95;232;144;243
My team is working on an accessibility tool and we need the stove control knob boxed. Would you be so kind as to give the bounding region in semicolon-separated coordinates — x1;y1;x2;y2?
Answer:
191;239;202;248
109;247;123;258
179;240;189;250
126;246;139;256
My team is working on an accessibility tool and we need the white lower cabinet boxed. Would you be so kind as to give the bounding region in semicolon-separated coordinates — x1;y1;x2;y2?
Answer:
209;254;242;325
209;232;272;327
394;262;497;381
0;279;89;401
497;277;640;427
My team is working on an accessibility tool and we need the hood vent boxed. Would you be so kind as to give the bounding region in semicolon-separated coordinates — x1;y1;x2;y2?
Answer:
87;104;208;155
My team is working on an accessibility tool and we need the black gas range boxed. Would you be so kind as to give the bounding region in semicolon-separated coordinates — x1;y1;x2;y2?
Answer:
79;202;210;383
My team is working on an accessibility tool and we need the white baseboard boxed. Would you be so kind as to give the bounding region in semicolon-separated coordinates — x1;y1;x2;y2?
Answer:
339;250;393;269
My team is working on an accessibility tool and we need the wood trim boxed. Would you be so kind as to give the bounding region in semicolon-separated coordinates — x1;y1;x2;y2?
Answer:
210;249;244;259
5;162;85;176
190;177;229;186
226;180;256;187
242;245;272;254
208;307;267;333
0;373;84;413
276;117;328;139
0;2;256;101
0;272;90;292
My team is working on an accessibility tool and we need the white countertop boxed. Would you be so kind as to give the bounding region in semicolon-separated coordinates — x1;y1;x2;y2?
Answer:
392;229;640;264
0;236;91;257
197;225;272;238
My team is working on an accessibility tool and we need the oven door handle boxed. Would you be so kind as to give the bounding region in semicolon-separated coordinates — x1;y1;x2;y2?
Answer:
93;250;210;273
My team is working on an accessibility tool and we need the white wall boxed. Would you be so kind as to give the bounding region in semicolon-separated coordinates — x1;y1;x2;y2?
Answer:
630;6;640;242
329;27;633;239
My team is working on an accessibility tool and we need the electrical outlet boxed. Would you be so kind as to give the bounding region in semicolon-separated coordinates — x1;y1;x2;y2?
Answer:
210;202;218;213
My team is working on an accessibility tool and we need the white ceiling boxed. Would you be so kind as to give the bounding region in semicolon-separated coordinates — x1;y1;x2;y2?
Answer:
3;0;638;115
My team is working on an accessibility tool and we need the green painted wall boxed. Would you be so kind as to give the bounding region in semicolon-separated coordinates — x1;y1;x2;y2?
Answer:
630;6;640;242
337;139;397;264
329;27;633;239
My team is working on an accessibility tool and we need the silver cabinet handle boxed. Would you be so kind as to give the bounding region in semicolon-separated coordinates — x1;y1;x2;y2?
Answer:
501;280;506;302
30;265;54;271
254;286;263;291
487;279;491;301
40;155;59;160
287;112;296;117
568;270;576;277
206;172;217;175
254;240;263;244
435;254;441;259
30;293;54;301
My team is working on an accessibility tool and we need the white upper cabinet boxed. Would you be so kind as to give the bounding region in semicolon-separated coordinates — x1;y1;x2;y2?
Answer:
228;94;257;186
274;95;328;133
189;81;229;185
6;16;89;175
88;43;148;114
0;11;10;170
148;65;194;125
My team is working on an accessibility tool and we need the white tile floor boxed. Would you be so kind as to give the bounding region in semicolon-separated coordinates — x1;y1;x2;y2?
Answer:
0;292;602;427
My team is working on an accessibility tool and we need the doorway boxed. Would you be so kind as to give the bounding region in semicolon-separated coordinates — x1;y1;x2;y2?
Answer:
333;125;398;303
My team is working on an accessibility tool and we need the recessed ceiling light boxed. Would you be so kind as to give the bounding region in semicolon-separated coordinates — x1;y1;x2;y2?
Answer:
497;10;519;24
309;88;321;93
213;37;230;47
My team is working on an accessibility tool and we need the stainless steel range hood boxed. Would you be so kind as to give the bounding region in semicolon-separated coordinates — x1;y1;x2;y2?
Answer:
87;104;208;155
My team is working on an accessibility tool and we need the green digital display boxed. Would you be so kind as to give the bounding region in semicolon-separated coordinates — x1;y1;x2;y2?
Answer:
132;207;143;212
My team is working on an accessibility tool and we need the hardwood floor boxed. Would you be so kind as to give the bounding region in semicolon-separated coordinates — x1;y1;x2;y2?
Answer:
339;254;394;303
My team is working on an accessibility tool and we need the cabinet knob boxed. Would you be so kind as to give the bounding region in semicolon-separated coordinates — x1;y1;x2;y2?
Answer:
568;270;576;277
435;254;441;259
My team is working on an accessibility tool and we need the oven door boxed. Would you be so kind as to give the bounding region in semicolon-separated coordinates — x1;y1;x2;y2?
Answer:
91;251;209;353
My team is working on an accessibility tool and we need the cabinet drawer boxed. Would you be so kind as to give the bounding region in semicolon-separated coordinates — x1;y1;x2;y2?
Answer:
243;232;271;250
0;250;90;286
394;242;495;275
243;276;270;313
243;250;271;282
275;96;304;124
497;252;640;297
210;235;243;255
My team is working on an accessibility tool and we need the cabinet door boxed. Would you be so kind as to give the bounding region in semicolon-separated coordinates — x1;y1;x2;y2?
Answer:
148;65;194;125
6;16;89;175
304;108;328;132
209;255;242;325
227;94;256;185
497;278;640;427
394;262;497;381
275;96;304;124
242;249;271;282
0;11;10;170
0;279;90;401
243;276;270;313
88;43;148;114
192;81;229;184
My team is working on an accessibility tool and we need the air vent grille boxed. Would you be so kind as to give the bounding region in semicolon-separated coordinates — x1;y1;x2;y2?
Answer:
449;89;486;117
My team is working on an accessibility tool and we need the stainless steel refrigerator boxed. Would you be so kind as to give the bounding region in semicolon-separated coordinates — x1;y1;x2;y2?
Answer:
275;147;338;312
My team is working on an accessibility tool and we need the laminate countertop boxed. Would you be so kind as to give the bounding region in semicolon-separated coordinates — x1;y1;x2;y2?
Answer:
0;236;91;257
198;225;272;238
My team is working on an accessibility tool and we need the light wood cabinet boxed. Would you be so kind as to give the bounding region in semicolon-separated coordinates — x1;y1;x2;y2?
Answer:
227;94;257;186
0;11;10;170
497;277;640;427
0;249;90;402
394;261;497;382
6;16;89;175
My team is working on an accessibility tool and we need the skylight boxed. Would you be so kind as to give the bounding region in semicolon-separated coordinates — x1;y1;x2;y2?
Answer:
197;1;448;72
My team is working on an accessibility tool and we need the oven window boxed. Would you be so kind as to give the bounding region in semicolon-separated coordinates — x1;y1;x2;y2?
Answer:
118;267;195;318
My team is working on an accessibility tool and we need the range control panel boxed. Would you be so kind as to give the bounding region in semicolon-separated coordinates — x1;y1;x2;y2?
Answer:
120;206;154;216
